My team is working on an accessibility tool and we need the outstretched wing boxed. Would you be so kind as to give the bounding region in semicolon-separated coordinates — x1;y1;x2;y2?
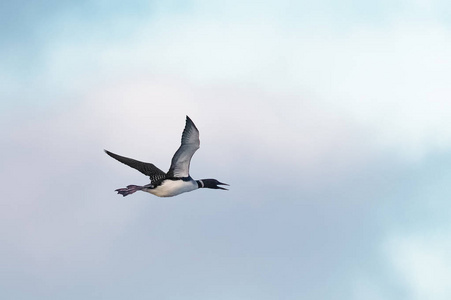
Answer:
166;116;200;178
104;150;166;184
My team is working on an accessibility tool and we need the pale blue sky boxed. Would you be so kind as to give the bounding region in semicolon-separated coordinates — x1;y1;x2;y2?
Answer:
2;1;451;299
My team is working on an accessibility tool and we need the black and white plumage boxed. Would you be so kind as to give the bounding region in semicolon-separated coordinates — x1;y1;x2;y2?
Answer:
105;116;228;197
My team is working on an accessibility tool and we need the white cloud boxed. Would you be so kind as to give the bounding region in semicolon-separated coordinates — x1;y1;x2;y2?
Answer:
19;5;449;163
317;22;451;159
385;234;451;300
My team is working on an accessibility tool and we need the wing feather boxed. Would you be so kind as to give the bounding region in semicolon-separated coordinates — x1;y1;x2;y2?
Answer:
104;150;166;184
166;116;200;178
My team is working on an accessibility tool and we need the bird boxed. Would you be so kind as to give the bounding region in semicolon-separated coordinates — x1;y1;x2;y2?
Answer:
105;116;229;197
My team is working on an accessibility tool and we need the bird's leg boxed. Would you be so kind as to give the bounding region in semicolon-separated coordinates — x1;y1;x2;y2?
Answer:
115;185;143;197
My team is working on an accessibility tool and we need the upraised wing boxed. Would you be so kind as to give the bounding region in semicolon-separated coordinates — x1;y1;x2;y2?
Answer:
166;116;200;178
104;150;166;184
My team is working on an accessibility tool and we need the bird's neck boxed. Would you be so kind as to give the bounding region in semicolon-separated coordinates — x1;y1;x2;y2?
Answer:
196;180;205;188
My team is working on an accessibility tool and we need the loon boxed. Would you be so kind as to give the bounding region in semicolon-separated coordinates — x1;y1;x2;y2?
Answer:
105;116;229;197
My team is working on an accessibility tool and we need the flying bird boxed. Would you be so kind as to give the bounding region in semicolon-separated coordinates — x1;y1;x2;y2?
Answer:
105;116;229;197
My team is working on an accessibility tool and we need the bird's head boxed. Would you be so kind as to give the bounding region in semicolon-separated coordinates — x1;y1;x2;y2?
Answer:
198;179;229;190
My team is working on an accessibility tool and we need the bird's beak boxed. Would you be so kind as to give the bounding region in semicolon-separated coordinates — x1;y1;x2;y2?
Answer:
217;182;229;190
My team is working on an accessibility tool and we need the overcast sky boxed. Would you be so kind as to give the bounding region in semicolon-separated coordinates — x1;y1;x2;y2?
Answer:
2;1;451;299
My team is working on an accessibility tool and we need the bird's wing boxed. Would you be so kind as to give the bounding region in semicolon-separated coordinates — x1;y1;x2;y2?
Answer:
104;150;166;184
166;116;200;178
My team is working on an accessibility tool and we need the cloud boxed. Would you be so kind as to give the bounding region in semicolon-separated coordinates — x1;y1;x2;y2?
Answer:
385;234;451;300
3;1;451;161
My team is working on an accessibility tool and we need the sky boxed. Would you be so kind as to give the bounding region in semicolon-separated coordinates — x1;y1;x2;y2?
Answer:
1;0;451;299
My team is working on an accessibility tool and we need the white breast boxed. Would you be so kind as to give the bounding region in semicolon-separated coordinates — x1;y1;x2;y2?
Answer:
146;179;198;197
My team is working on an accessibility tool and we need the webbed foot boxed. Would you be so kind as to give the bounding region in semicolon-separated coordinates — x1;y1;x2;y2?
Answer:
115;185;143;197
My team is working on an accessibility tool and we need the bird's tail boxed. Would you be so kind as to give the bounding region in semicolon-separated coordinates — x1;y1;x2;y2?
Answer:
115;185;143;197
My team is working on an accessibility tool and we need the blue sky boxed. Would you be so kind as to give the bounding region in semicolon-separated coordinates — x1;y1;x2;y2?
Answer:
2;1;451;299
